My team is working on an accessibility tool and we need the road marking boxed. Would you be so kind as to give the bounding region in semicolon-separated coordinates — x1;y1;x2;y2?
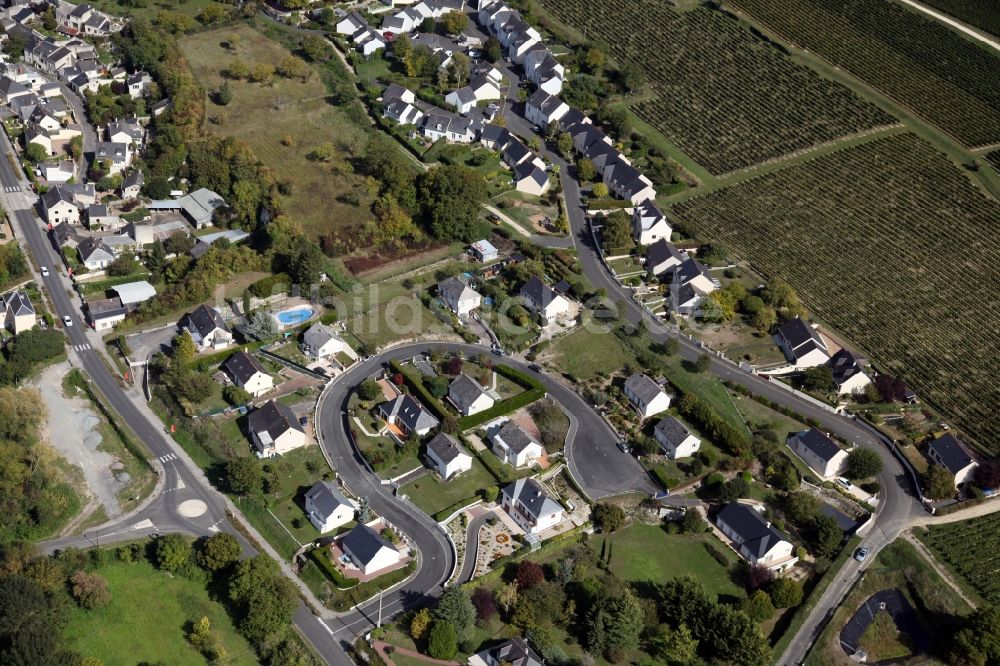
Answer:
159;453;178;463
175;478;185;490
4;186;19;192
73;343;91;351
131;519;154;530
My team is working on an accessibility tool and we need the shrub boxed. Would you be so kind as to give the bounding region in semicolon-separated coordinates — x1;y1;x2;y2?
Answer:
768;577;804;608
593;502;626;533
515;560;545;590
70;570;111;609
427;622;458;660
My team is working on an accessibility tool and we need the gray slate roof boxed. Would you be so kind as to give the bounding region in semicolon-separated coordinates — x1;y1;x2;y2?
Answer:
502;477;561;521
4;290;34;317
828;349;865;386
341;523;395;567
248;399;303;441
486;638;543;666
654;416;693;446
777;317;829;359
448;373;489;412
717;502;790;559
624;372;664;405
495;420;540;454
514;161;547;188
184;304;230;339
304;481;352;520
378;394;439;433
426;432;469;465
790;428;843;463
928;433;976;475
303;322;342;351
222;350;268;385
520;275;561;310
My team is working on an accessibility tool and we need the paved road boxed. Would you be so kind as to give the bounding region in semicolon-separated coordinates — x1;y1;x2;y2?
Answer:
57;82;97;177
458;512;489;584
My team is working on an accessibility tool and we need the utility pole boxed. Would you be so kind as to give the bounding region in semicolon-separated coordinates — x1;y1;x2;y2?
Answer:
377;587;384;628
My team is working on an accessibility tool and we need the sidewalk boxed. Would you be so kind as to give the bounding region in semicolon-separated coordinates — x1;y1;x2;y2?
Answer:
373;640;460;666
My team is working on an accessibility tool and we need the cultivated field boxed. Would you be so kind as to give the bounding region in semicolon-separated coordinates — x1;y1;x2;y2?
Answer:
986;150;1000;172
918;0;1000;37
731;0;1000;147
536;1;893;175
671;133;1000;453
919;513;1000;603
181;25;374;244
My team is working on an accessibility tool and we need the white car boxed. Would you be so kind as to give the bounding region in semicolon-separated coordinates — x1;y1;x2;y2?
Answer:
836;477;853;490
62;315;73;327
40;266;49;277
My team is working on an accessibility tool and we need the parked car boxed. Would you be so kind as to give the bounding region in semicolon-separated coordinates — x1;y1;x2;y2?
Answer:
855;547;870;562
617;441;630;453
40;266;49;277
62;315;73;327
836;477;853;490
528;363;542;373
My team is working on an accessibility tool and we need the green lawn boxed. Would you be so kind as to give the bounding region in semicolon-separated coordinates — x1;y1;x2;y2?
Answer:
660;353;747;434
400;458;496;517
547;326;634;380
62;559;256;665
607;522;741;600
73;0;224;23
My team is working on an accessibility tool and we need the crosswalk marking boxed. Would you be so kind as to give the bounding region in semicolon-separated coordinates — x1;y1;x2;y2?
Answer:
159;453;178;463
73;343;91;351
3;186;20;193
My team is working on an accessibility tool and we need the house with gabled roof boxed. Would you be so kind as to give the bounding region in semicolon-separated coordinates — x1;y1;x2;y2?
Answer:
519;275;570;321
716;502;797;572
787;428;848;479
121;170;143;199
668;256;717;296
378;394;439;438
479;124;512;151
2;290;35;334
383;91;424;126
470;239;499;263
222;350;273;398
654;416;701;459
335;11;367;36
248;399;306;457
41;185;80;225
302;322;347;360
304;480;355;533
468;637;543;666
95;140;130;175
927;433;978;487
341;523;401;575
632;199;672;245
489;419;544;468
775;317;831;369
437;275;481;316
624;372;671;418
513;161;550;196
77;237;116;270
181;304;233;351
525;89;568;127
421;112;474;143
646;239;687;277
501;477;563;535
425;432;473;480
448;373;495;416
828;349;872;396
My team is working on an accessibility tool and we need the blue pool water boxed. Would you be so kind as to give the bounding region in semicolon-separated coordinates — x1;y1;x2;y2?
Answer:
275;307;315;326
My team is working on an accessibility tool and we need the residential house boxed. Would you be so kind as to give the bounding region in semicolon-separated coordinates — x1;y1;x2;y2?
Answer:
107;118;145;148
353;28;386;57
500;477;563;535
438;275;481;316
468;637;543;666
2;290;35;334
425;432;473;480
41;160;75;183
77;237;115;270
716;502;797;572
127;71;152;98
302;322;346;360
631;199;671;245
519;275;570;321
25;125;54;156
479;125;511;151
653;416;701;459
605;161;656;204
86;204;122;231
121;170;143;199
624;372;671;418
927;433;979;487
513;161;550;196
446;86;479;115
335;11;367;35
181;304;233;351
448;373;494;416
85;296;127;331
63;182;98;207
489;419;544;468
501;138;535;169
383;91;424;126
470;239;498;263
828;349;873;396
94;141;129;175
378;394;439;438
421;112;474;143
248;399;307;458
0;76;32;104
668;256;717;296
525;90;568;128
645;239;686;277
303;481;355;533
787;428;848;479
222;350;274;398
775;317;831;369
341;524;402;575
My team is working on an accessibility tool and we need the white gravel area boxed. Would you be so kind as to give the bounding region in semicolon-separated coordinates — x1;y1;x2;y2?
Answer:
30;362;123;519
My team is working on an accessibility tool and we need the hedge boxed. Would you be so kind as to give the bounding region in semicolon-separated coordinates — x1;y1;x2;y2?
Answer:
467;441;534;485
458;387;545;430
247;272;290;298
186;340;269;373
432;496;480;522
309;549;359;589
388;360;449;420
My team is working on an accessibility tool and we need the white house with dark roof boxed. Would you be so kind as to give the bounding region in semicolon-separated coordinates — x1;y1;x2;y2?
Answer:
525;90;568;128
121;170;143;199
41;185;80;225
335;11;366;35
501;477;563;534
787;428;848;479
378;394;439;438
519;275;570;321
775;317;831;369
468;637;544;666
654;416;701;459
927;433;978;487
341;523;401;575
479;125;512;152
513;161;550;196
646;239;687;277
77;237;116;270
489;419;544;468
632;200;672;245
828;349;872;396
222;350;273;398
94;140;130;175
181;304;233;351
716;502;797;572
302;322;347;360
624;372;670;418
304;480;355;533
2;290;35;334
470;239;498;263
437;276;481;316
448;373;494;416
422;112;474;143
248;399;306;457
425;432;473;480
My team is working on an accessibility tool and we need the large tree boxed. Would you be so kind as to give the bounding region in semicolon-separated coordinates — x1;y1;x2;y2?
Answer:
601;210;632;249
197;533;241;571
923;464;956;500
417;165;489;242
432;586;475;641
586;586;644;660
845;448;883;480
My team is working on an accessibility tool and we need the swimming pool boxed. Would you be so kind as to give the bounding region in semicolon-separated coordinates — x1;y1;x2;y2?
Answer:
274;306;315;327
